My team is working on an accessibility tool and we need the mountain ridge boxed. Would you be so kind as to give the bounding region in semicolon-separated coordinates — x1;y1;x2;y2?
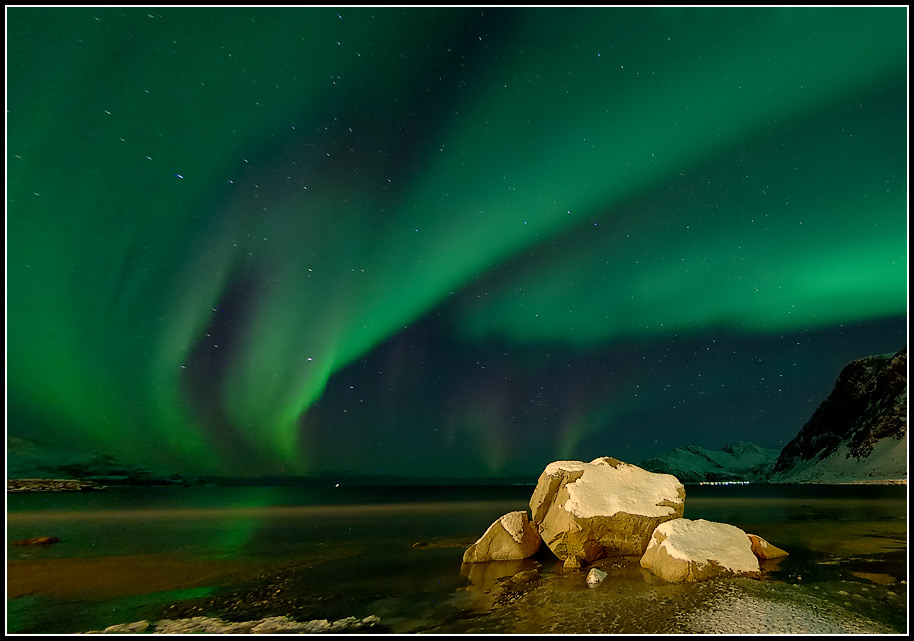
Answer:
639;441;780;483
770;346;907;484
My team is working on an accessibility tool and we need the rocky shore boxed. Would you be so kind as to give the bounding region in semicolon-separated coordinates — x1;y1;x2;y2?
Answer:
7;478;106;493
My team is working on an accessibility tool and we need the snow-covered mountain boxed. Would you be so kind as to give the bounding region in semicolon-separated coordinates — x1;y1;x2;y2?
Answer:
770;346;907;484
639;442;780;483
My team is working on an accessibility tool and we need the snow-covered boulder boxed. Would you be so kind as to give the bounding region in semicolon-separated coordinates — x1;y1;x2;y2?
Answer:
529;457;685;563
747;533;789;560
639;518;761;583
462;510;542;563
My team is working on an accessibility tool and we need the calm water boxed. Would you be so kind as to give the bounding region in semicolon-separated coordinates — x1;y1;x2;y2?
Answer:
6;483;908;634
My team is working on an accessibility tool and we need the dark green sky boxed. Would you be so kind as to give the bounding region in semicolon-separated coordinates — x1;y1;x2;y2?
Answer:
6;7;908;478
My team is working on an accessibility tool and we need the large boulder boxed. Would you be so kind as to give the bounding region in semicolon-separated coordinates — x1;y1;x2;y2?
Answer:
639;518;761;583
529;457;685;563
462;510;542;563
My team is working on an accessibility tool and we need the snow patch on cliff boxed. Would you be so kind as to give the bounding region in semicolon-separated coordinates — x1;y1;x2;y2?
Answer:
772;431;907;484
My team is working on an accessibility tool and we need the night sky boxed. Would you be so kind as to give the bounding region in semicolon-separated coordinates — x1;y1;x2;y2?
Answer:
6;7;908;479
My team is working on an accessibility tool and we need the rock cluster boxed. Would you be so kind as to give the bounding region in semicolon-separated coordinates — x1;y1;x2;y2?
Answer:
463;456;788;584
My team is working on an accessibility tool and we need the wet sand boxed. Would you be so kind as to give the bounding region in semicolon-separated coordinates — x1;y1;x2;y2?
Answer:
7;554;259;600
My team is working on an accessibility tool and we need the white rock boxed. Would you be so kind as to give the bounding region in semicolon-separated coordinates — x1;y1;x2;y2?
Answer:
640;518;761;583
529;457;685;562
586;567;608;587
463;510;542;562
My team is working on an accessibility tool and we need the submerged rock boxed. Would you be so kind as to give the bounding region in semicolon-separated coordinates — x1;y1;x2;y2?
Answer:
503;568;540;587
463;510;542;562
529;457;685;562
640;518;760;583
461;558;539;591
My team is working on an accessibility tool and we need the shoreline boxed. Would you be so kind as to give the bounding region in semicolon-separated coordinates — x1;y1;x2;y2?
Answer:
58;565;907;635
8;484;906;634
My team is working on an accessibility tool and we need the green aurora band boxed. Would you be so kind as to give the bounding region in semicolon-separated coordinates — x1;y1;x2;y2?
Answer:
7;7;907;475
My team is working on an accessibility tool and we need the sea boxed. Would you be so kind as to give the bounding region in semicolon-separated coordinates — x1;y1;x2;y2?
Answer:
6;483;908;634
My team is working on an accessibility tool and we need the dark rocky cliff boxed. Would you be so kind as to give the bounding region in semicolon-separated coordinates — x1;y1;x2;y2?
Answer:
772;346;907;475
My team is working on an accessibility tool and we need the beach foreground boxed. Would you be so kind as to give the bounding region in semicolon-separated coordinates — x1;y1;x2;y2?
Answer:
55;549;904;635
7;484;907;635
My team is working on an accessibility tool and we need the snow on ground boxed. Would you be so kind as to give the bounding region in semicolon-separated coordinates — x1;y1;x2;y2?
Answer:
682;581;900;634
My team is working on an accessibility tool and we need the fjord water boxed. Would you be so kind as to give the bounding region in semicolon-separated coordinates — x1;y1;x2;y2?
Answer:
6;483;907;634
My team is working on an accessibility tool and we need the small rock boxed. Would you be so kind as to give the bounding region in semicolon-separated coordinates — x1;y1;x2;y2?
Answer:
563;556;583;571
11;536;60;546
586;568;608;587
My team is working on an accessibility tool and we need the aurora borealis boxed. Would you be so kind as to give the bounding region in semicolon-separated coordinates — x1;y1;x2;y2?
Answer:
6;7;908;479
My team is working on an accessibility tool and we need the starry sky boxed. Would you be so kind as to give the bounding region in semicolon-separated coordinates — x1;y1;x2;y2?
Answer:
6;7;908;479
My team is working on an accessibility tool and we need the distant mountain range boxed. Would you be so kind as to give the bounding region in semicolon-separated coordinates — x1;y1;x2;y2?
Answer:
6;435;192;486
7;348;906;487
639;442;780;483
